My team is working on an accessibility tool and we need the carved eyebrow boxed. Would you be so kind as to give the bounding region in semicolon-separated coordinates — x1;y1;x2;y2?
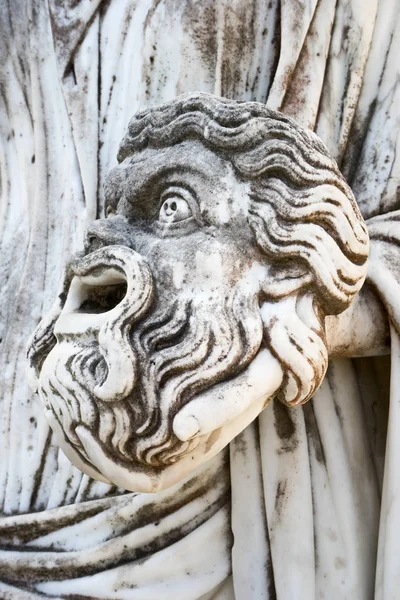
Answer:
124;163;202;205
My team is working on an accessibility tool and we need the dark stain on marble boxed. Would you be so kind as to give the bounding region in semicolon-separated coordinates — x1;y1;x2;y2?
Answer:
273;399;299;454
303;401;327;468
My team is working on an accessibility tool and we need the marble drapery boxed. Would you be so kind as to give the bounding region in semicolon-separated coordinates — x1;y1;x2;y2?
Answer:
1;0;400;598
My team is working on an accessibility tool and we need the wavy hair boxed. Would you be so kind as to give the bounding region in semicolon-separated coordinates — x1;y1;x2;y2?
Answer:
111;93;370;406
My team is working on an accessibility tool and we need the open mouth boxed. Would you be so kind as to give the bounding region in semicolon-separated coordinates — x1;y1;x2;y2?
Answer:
77;281;128;314
55;245;154;333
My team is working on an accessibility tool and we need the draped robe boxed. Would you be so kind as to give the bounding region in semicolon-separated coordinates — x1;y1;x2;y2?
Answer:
1;1;400;597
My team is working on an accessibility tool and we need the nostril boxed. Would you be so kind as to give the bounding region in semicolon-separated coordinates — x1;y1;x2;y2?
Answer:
78;282;128;314
85;233;104;253
84;216;136;253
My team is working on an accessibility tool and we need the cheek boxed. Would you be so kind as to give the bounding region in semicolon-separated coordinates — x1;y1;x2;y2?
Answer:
145;233;258;293
172;260;187;289
145;255;191;294
195;250;224;284
153;252;225;293
158;248;255;294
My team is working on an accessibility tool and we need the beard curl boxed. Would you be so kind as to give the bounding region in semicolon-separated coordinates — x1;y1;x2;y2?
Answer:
38;266;264;471
262;292;328;406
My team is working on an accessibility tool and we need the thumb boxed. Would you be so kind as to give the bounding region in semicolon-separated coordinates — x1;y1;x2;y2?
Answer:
173;349;283;442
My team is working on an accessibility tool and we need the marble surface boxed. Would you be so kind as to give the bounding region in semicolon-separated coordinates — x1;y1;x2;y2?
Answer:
27;93;369;496
1;1;400;598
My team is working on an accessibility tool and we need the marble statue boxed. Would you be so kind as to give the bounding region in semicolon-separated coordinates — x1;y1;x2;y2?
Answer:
1;1;400;599
28;93;370;493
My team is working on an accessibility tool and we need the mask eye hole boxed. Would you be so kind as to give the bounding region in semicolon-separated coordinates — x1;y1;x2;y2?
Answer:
159;196;192;223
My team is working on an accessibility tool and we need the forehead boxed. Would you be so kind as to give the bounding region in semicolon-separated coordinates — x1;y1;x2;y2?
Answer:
124;138;227;170
110;139;234;199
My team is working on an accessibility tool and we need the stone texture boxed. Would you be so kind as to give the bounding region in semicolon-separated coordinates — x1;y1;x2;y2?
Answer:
1;1;400;598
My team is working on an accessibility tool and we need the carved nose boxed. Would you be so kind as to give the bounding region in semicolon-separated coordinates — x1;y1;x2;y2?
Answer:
84;217;133;253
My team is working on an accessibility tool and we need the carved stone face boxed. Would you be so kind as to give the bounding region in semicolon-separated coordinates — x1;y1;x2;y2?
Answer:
28;94;369;492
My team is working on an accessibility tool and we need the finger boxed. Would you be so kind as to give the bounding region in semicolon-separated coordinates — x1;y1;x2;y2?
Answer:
173;349;283;442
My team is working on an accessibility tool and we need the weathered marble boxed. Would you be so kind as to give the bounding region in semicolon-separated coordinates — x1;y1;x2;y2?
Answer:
1;1;400;599
28;93;369;495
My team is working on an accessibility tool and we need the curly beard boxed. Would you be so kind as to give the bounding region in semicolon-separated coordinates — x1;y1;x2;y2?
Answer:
36;246;264;473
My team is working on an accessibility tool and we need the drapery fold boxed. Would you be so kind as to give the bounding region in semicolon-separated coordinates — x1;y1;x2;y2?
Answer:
1;1;400;598
0;454;231;599
231;356;382;599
